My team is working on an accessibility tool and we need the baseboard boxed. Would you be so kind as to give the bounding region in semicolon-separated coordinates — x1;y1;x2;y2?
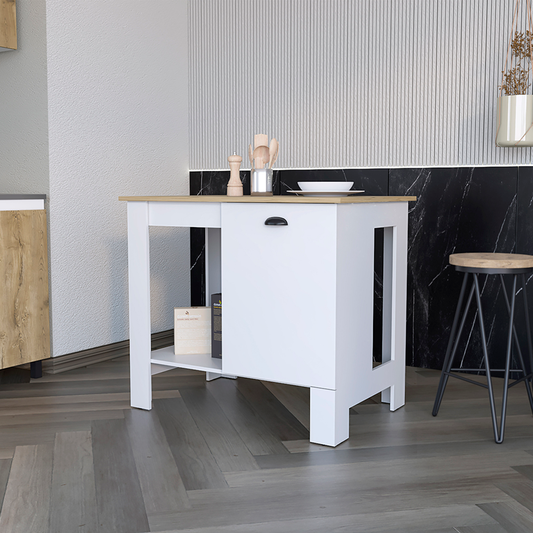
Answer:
41;330;174;374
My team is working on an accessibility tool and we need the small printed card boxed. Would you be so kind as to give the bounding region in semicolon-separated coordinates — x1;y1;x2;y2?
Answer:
174;307;211;355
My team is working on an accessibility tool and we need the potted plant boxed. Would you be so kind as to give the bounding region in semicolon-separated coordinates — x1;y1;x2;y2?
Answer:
496;29;533;146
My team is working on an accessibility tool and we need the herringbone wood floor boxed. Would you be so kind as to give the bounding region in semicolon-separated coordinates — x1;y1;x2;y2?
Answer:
0;358;532;532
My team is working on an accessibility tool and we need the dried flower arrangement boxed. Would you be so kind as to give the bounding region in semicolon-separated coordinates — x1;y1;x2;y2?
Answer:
499;30;533;95
496;0;533;146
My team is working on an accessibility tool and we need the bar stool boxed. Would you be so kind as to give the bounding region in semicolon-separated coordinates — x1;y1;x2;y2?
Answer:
432;252;533;443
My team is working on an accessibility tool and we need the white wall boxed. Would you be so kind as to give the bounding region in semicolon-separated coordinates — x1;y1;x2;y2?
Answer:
45;0;190;356
0;0;49;196
189;0;532;169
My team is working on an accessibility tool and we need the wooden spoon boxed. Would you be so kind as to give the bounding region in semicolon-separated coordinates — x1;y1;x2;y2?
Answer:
269;138;278;168
248;144;254;168
253;145;270;169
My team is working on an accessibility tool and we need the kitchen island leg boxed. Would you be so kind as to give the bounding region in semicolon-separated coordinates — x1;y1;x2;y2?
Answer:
127;201;152;410
309;387;349;447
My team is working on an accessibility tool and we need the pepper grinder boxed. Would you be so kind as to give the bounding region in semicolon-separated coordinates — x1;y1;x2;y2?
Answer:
227;152;243;196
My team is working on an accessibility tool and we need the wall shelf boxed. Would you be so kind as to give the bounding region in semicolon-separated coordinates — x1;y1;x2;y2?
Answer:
0;0;17;52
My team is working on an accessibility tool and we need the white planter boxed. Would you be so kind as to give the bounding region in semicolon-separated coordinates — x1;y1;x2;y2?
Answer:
496;95;533;147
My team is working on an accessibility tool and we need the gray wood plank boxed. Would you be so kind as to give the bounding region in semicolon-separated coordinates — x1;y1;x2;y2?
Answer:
0;420;94;448
148;526;459;533
282;414;533;453
179;387;259;472
0;389;179;410
477;501;533;533
513;464;533;482
496;479;533;514
148;501;495;532
50;431;98;533
455;525;509;533
0;459;11;513
0;449;14;460
234;378;309;441
124;408;190;515
153;397;227;490
0;374;204;399
0;409;124;427
255;437;533;470
91;419;149;533
0;443;53;533
206;378;288;456
0;398;131;417
223;450;532;491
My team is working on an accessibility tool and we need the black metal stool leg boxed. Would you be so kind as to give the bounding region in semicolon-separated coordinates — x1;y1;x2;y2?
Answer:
499;274;533;413
433;272;473;416
497;275;518;443
473;273;500;442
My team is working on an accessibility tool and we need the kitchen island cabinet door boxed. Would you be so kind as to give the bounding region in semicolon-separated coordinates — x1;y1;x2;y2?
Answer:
221;203;337;389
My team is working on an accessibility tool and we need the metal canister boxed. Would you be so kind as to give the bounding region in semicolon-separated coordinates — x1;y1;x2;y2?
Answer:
251;168;273;196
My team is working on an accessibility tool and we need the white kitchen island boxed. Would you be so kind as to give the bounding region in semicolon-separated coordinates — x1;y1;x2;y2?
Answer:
120;194;415;447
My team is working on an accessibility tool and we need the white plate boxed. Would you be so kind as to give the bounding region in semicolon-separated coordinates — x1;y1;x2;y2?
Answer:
298;181;354;192
287;190;364;197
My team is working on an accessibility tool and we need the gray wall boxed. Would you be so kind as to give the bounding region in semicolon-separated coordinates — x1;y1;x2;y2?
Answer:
45;0;190;356
0;0;49;196
189;0;531;170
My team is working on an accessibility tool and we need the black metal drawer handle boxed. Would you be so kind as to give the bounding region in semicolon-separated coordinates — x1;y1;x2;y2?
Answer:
265;216;288;226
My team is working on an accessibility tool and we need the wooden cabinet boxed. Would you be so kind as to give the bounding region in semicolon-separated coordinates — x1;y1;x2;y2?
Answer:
0;198;50;369
0;0;17;52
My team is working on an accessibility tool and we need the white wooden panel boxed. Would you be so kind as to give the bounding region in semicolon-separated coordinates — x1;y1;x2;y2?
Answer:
221;202;337;388
190;0;533;169
334;202;407;411
151;346;223;374
148;202;221;228
0;200;44;211
127;202;152;410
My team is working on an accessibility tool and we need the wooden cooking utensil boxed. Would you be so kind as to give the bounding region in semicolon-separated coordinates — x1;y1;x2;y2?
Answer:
269;138;278;168
248;144;254;168
253;145;270;169
254;134;268;149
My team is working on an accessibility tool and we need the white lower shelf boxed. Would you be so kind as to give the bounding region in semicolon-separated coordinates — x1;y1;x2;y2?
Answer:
150;346;223;374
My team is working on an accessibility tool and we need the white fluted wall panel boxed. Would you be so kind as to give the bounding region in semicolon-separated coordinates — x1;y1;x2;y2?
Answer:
189;0;533;169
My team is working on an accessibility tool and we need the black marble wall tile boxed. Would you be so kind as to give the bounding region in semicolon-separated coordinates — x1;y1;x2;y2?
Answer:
390;167;518;371
279;168;388;196
190;170;251;196
517;167;533;255
513;166;533;374
190;227;206;306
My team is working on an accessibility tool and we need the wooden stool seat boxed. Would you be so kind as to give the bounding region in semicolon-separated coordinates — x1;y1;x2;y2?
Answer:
450;252;533;270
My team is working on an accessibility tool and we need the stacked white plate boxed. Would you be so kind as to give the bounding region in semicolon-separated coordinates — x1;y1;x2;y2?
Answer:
287;181;364;197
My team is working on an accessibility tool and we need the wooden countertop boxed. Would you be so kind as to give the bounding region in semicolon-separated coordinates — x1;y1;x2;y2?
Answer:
119;195;416;204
